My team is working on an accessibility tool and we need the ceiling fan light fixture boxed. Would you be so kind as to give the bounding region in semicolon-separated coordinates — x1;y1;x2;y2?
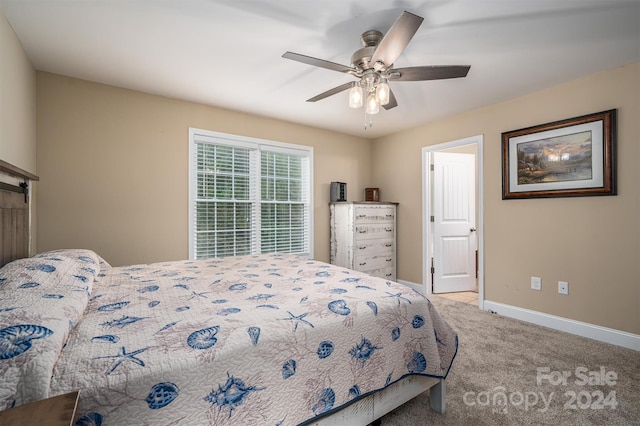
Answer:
376;78;390;105
348;82;363;108
365;92;380;115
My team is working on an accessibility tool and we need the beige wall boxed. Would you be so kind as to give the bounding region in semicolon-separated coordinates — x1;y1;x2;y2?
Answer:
372;63;639;334
0;10;37;252
36;72;371;267
0;12;36;172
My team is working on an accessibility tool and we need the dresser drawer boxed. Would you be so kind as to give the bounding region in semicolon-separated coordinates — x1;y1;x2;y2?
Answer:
354;205;396;224
354;255;394;272
354;224;394;241
354;239;394;257
378;267;396;281
362;266;395;280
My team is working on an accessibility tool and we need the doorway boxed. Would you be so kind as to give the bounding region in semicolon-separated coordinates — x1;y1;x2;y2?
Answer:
422;135;484;309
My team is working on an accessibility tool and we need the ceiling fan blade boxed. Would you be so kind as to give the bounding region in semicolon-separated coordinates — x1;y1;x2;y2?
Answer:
390;65;471;81
370;11;424;68
283;51;355;73
382;89;398;110
306;81;353;102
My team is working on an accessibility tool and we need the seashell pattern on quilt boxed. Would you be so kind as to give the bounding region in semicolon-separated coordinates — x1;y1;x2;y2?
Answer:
0;250;458;425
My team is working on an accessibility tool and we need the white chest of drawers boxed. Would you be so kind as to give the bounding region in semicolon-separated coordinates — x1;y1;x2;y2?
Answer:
330;202;398;280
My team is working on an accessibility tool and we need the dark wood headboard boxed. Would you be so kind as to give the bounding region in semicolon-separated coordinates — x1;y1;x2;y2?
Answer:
0;159;39;267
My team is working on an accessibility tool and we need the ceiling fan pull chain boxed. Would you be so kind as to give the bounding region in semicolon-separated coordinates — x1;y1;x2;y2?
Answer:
364;111;373;130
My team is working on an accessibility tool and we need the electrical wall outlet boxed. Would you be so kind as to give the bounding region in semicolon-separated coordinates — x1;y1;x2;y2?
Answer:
531;276;541;291
558;281;569;295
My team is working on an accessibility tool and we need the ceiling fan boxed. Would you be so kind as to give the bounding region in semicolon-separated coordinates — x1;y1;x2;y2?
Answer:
282;11;470;119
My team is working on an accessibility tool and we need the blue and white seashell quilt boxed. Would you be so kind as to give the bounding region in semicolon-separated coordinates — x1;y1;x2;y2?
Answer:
0;250;458;425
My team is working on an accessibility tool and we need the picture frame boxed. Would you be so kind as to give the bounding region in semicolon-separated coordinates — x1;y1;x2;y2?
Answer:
501;109;616;199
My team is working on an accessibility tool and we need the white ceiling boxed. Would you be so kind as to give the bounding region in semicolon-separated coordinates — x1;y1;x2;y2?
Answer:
2;0;639;139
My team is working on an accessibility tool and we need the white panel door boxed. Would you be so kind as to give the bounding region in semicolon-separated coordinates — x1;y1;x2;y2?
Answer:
432;152;476;293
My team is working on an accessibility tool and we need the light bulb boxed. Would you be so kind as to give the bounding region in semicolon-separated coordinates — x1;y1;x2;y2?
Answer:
376;79;390;106
348;82;363;108
366;93;379;115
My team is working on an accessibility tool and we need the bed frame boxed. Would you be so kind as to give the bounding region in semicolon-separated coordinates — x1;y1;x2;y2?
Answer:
0;158;446;425
313;376;445;425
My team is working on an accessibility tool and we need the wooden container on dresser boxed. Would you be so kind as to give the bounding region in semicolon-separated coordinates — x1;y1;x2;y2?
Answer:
330;202;398;281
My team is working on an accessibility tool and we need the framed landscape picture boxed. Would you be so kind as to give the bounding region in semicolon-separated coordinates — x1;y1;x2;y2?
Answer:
501;109;616;199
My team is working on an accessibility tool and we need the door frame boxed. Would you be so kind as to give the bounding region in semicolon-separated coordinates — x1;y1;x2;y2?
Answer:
422;135;484;309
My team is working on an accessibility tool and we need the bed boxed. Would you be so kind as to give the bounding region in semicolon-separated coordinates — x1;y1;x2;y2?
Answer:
0;162;457;425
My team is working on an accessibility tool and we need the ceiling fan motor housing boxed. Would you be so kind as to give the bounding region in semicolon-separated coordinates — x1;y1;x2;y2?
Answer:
351;30;383;71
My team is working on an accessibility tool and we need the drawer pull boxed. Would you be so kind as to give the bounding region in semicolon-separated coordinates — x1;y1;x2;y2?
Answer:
358;246;367;250
384;243;392;247
386;258;392;262
359;262;367;266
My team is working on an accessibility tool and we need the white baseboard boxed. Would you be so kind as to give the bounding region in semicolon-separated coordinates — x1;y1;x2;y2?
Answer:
484;300;640;351
395;279;639;351
397;279;424;294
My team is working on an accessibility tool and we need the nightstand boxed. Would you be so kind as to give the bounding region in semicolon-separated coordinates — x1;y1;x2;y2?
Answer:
0;391;79;426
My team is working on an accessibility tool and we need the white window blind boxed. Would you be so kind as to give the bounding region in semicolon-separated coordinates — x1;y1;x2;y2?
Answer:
189;129;313;259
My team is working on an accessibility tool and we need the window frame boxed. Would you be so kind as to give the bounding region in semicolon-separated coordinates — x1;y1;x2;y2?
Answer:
188;127;314;259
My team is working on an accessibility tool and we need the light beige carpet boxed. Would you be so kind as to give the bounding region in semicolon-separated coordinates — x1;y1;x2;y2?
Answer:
380;295;640;425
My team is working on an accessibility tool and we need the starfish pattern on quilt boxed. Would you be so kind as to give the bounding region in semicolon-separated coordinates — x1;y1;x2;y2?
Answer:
281;311;314;332
93;346;148;375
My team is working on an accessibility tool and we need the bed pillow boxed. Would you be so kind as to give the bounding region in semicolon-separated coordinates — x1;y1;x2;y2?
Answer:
0;249;101;410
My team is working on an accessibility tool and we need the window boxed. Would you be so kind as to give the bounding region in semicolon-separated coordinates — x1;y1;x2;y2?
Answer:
189;128;313;259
